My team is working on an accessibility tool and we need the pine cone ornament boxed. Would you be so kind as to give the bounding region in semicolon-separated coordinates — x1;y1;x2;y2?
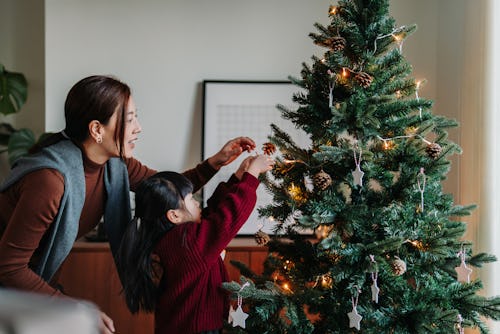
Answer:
254;229;271;245
355;72;373;88
391;257;407;276
314;36;345;51
262;142;277;155
313;170;332;190
330;36;346;51
425;142;442;159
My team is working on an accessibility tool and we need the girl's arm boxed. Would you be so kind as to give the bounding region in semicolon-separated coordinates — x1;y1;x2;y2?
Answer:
194;172;260;261
193;155;273;262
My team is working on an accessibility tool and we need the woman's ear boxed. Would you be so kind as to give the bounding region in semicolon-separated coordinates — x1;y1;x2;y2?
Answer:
88;120;103;144
166;209;182;224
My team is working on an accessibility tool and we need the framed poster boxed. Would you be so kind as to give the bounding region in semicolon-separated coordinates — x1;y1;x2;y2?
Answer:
202;80;310;235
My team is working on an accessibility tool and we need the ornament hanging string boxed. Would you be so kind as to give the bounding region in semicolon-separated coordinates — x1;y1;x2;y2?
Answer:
351;285;361;309
417;168;426;212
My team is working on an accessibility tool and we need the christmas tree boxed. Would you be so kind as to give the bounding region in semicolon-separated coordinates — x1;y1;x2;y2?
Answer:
224;0;500;333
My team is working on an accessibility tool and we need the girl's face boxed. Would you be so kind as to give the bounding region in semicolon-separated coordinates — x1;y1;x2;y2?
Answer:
180;193;201;224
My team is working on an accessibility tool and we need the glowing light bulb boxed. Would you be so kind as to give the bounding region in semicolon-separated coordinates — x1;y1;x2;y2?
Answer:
392;33;403;42
329;6;338;15
342;67;348;78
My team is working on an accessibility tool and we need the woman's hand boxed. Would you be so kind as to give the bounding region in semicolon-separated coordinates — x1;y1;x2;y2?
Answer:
99;311;115;334
208;137;256;170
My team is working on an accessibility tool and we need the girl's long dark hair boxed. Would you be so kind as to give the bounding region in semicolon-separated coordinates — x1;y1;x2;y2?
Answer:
30;75;131;159
116;171;193;313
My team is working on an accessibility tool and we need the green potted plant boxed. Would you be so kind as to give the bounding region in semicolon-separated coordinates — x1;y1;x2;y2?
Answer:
0;63;46;165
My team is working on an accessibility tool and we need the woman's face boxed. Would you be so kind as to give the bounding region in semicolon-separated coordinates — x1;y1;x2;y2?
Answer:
122;97;142;158
102;96;142;159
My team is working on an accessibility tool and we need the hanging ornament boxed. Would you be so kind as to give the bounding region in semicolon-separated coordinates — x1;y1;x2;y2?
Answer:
228;304;235;324
425;142;442;159
355;71;373;88
347;286;363;330
229;283;250;329
369;255;380;303
416;168;426;213
455;246;473;283
352;145;364;187
327;70;336;108
390;256;407;276
304;175;315;192
254;229;271;246
313;169;332;190
371;272;380;303
456;314;465;334
262;142;276;156
331;36;346;51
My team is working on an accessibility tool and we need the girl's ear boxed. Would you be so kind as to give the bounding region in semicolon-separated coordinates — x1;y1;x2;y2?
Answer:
166;209;182;224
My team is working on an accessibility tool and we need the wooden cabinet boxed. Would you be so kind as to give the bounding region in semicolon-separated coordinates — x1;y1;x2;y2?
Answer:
57;238;267;334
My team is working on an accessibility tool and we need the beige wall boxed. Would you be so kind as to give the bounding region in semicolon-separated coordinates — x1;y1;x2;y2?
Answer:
43;0;439;172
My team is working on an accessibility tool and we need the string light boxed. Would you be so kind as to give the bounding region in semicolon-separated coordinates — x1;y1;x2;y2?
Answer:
377;134;432;147
315;224;333;239
288;183;307;204
405;239;426;251
382;139;396;150
373;25;408;53
415;80;424;119
282;282;293;293
329;5;338;15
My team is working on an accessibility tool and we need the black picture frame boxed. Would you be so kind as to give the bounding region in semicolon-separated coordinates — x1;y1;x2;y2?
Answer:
202;80;310;235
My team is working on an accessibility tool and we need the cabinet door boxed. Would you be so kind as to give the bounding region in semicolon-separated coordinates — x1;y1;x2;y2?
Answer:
58;248;154;334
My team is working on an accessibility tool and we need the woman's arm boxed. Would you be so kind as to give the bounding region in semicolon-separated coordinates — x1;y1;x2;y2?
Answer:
0;169;65;296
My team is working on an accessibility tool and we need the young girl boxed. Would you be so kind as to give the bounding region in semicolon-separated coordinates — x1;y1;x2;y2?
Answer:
116;154;273;334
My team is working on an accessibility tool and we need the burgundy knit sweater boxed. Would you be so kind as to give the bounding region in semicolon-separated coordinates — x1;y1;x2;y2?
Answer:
154;172;259;334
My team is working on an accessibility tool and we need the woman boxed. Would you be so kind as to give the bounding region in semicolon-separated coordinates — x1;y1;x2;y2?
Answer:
0;75;255;334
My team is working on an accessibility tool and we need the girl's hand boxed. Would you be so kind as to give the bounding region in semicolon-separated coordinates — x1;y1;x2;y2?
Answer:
99;311;115;334
246;154;274;178
208;137;256;170
235;156;256;180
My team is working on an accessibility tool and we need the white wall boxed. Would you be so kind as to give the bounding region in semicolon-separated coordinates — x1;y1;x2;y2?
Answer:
44;0;438;172
0;0;44;176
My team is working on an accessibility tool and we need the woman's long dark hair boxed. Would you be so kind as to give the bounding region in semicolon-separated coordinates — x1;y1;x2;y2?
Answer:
30;75;131;159
116;171;193;313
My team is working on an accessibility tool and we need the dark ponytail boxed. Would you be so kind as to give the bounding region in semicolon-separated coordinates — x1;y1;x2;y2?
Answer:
116;172;193;313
